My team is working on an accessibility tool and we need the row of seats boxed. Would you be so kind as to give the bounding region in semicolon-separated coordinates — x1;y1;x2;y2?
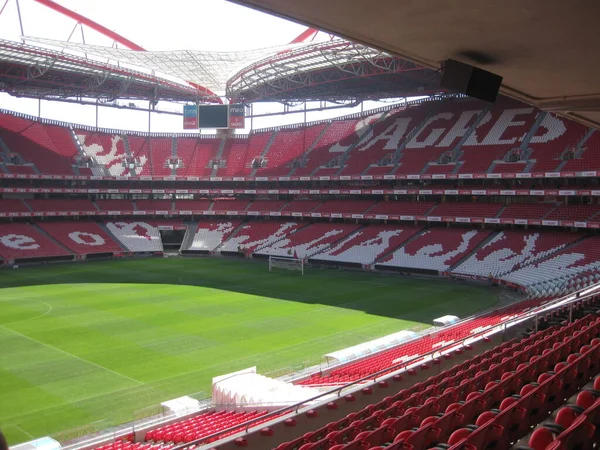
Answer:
279;302;600;450
4;100;596;178
4;198;597;222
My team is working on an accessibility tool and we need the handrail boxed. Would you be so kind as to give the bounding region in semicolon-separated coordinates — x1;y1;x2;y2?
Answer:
171;280;600;450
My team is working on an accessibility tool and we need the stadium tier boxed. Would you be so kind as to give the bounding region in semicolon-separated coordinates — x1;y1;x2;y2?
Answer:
0;222;73;260
183;220;243;251
4;98;598;179
37;221;124;255
218;221;304;253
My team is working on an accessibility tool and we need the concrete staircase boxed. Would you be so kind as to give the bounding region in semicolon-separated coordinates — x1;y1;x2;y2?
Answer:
250;130;279;177
210;137;228;177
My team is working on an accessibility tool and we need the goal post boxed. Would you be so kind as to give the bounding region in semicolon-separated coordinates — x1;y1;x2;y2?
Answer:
269;255;304;275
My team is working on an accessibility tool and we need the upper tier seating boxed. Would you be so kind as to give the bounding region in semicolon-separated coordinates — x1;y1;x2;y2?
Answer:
396;101;482;175
127;136;152;176
258;124;327;176
219;221;303;252
38;221;122;255
341;107;428;176
453;230;583;277
185;220;242;251
529;114;591;173
281;200;322;213
257;223;361;258
499;203;555;220
313;224;422;265
246;200;287;213
135;199;173;212
174;199;212;212
368;201;436;216
294;117;367;176
428;202;504;218
76;130;127;176
2;101;598;177
0;113;78;175
5;164;36;174
314;200;375;215
0;222;72;260
379;228;492;271
175;138;220;177
544;204;600;221
95;199;135;212
105;221;164;252
26;199;98;212
216;139;250;176
458;101;539;173
149;138;173;176
211;199;250;213
0;199;30;214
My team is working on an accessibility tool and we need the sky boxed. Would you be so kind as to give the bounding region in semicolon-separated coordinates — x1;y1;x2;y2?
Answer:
0;0;400;132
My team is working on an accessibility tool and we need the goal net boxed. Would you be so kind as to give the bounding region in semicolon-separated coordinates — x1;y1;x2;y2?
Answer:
269;255;304;275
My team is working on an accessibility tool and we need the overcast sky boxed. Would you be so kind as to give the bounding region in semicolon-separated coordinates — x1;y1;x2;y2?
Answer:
0;0;396;132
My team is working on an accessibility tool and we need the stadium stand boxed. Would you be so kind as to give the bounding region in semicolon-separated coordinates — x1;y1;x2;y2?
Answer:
135;199;173;212
378;228;492;271
211;199;251;213
149;138;173;177
26;199;98;212
219;221;304;253
368;200;436;217
216;139;249;176
0;222;72;260
76;130;127;176
498;203;556;220
313;200;375;215
312;224;422;265
427;202;504;219
0;199;30;214
247;200;287;213
280;200;322;213
37;221;123;255
95;199;136;212
105;221;165;252
184;220;242;251
174;199;212;212
257;222;362;258
175;137;220;177
127;136;152;176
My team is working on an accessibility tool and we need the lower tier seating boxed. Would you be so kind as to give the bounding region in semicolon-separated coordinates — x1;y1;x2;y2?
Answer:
219;221;304;253
37;222;122;255
0;222;72;260
104;221;165;252
379;228;492;271
312;224;423;265
185;220;242;251
256;223;362;259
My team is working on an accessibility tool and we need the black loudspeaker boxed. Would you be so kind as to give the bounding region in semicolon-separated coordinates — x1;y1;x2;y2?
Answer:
440;59;503;103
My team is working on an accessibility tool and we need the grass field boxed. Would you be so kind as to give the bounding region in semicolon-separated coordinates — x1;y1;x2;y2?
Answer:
0;257;499;445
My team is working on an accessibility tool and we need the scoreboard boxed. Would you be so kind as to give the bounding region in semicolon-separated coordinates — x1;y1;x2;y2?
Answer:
183;104;246;130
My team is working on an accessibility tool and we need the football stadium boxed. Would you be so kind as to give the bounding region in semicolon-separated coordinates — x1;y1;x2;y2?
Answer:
0;1;600;450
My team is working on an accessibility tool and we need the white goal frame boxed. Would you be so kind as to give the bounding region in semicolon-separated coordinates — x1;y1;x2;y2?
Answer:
268;255;304;275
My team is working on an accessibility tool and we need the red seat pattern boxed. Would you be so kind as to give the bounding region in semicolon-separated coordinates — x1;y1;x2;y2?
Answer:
37;222;122;255
258;124;327;176
185;220;242;251
175;137;220;177
545;204;599;221
314;200;375;215
491;161;528;173
127;136;152;176
369;201;436;216
247;200;287;212
145;410;269;445
499;203;555;219
0;113;78;174
294;118;367;176
174;199;212;212
281;200;322;213
428;202;503;218
216;139;249;176
0;199;30;214
76;130;127;176
135;199;173;212
240;132;274;176
257;222;361;258
26;199;98;212
220;221;303;252
379;228;492;271
211;199;250;213
150;138;173;176
95;200;135;212
95;442;172;450
5;164;36;174
0;223;72;260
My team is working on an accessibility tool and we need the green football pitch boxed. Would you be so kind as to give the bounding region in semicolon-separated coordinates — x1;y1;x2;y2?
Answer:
0;257;499;445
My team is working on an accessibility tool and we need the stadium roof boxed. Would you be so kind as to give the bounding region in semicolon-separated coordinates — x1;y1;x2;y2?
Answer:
0;39;210;103
24;37;298;96
228;0;600;129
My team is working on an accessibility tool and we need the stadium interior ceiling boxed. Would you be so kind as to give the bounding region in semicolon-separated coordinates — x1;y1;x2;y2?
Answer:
229;0;600;130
